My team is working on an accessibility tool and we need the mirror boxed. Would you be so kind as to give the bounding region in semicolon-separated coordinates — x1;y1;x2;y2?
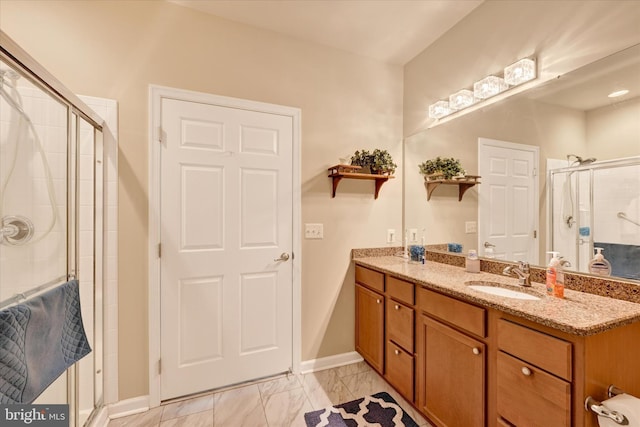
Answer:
404;43;640;282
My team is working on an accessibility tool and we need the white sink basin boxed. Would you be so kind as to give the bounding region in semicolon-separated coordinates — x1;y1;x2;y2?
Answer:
467;284;541;301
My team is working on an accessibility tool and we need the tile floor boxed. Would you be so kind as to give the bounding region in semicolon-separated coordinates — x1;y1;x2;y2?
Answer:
107;361;433;427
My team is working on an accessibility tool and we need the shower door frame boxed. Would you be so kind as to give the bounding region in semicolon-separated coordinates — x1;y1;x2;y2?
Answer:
0;30;112;426
547;155;640;273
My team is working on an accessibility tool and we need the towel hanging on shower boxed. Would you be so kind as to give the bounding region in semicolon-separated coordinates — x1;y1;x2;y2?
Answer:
0;279;91;404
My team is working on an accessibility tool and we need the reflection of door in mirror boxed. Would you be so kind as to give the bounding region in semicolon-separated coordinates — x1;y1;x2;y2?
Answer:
478;138;539;264
548;158;640;281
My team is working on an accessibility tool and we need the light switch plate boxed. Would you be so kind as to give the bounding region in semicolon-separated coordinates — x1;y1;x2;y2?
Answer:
465;221;477;234
387;229;396;243
305;223;324;239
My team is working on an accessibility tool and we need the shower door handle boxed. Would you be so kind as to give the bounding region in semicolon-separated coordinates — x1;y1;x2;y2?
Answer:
274;252;290;262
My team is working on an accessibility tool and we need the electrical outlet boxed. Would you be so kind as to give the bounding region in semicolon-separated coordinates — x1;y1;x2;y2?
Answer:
387;229;396;243
305;223;324;239
409;228;418;242
465;221;477;234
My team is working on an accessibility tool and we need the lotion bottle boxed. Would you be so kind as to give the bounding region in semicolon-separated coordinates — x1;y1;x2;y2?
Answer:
554;256;566;299
546;251;560;296
588;247;612;276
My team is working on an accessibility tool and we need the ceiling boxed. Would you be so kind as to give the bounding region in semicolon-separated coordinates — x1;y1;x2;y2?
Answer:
168;0;483;65
530;44;640;111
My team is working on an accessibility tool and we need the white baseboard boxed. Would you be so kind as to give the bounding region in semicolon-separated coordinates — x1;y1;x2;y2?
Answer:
300;351;364;374
107;395;151;420
87;406;109;427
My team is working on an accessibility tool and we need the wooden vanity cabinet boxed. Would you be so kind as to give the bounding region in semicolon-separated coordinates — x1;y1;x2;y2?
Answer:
355;266;385;374
354;262;640;427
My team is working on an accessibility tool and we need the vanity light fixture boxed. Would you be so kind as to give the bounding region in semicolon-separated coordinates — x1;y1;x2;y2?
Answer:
504;58;537;86
608;89;629;98
449;89;475;110
428;100;453;119
474;76;509;99
427;56;537;120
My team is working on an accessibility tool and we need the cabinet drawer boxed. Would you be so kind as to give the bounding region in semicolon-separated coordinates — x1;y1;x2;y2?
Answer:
417;287;486;337
497;351;571;427
355;265;384;293
385;341;414;402
387;276;414;305
386;299;414;353
498;319;572;381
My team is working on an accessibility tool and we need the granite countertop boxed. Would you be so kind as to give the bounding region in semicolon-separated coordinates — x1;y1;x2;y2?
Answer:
354;256;640;336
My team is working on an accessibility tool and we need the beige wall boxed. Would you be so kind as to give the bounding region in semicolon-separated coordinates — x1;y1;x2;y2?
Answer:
403;0;640;261
0;0;403;399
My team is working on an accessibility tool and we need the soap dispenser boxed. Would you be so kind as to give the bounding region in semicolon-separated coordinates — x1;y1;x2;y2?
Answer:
588;247;612;276
546;251;560;296
466;249;480;273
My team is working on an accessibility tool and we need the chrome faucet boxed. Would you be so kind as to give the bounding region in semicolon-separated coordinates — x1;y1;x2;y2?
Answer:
503;261;532;287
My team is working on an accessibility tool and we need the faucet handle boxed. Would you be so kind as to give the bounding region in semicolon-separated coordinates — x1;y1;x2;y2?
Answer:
518;261;530;272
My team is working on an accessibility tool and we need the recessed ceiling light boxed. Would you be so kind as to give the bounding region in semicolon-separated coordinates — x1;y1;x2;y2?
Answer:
608;89;629;98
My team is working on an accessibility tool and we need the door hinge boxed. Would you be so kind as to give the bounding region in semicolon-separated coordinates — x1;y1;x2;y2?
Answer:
158;243;162;258
158;359;162;375
158;126;166;144
532;168;537;177
533;230;537;238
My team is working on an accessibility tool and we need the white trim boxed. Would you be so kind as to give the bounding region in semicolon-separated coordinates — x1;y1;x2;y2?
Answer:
148;85;302;407
478;137;540;264
107;395;150;420
300;351;364;374
86;406;109;427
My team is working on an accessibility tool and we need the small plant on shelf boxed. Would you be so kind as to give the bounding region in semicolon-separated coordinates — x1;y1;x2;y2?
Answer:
418;157;465;180
350;149;397;175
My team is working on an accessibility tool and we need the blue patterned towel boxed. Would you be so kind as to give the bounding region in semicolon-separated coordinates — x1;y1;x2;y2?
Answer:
0;280;91;404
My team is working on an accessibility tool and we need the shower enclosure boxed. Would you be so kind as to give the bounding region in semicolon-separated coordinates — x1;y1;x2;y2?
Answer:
548;156;640;280
1;32;106;425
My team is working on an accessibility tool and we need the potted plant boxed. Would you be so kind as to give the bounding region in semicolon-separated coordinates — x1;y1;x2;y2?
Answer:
350;149;372;173
371;149;397;175
350;149;397;175
418;157;465;180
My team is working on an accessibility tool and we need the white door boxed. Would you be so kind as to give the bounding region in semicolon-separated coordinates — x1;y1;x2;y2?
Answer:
160;97;293;400
478;138;539;263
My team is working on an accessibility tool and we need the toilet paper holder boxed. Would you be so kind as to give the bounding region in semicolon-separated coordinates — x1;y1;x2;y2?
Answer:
585;385;629;425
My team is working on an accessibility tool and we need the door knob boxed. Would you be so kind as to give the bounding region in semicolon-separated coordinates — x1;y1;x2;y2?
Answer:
484;241;496;248
274;252;290;262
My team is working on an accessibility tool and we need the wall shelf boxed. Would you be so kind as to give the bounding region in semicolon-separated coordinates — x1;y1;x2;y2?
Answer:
425;176;481;201
328;164;394;199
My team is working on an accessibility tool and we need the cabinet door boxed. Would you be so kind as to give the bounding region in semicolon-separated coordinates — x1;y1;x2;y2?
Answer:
355;284;384;373
418;315;485;427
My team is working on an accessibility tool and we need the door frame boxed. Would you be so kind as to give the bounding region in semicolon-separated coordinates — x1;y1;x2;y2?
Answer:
148;85;301;407
478;137;540;264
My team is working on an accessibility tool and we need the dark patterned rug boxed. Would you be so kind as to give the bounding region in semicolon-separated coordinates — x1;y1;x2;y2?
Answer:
304;391;419;427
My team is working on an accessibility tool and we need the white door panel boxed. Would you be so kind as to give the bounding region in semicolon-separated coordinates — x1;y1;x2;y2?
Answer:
479;138;539;264
160;98;293;400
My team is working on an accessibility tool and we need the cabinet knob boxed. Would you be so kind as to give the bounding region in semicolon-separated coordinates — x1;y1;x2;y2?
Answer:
394;349;400;355
472;347;481;355
376;299;381;304
521;367;532;376
395;304;400;310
